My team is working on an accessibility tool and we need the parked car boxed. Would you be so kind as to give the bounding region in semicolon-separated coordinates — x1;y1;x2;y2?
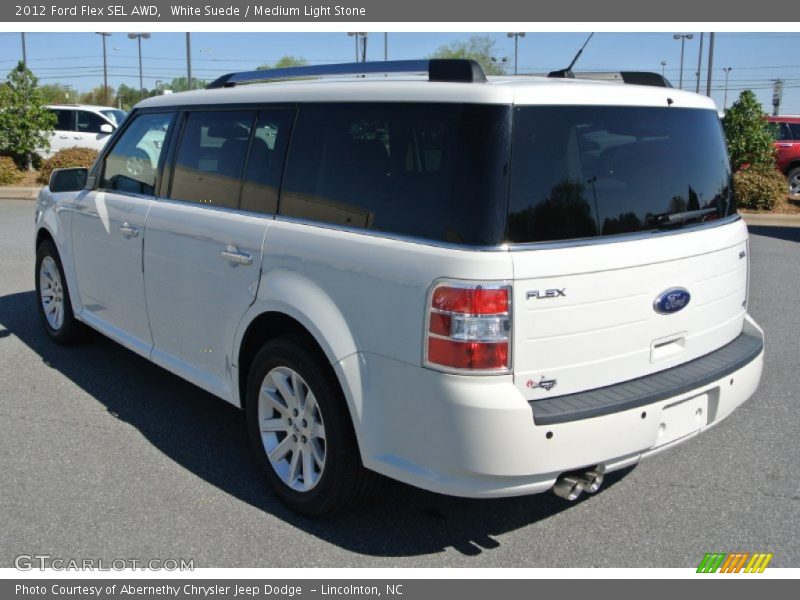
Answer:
40;104;127;159
768;115;800;196
34;60;764;516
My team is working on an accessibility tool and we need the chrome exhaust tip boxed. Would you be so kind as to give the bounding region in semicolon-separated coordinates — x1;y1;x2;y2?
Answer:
578;466;605;493
552;474;584;501
552;465;606;500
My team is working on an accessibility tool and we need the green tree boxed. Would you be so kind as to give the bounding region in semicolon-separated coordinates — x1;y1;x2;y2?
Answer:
114;84;146;110
0;62;57;168
38;83;72;104
167;77;209;93
256;55;310;71
722;90;777;171
80;85;115;105
428;35;507;75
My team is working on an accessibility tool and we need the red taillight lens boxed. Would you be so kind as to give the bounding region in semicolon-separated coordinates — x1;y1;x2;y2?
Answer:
431;286;509;315
426;282;511;372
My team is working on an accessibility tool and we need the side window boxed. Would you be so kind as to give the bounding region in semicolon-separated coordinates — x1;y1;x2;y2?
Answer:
169;110;256;209
788;123;800;141
76;110;105;134
52;109;74;131
240;110;294;215
100;112;174;196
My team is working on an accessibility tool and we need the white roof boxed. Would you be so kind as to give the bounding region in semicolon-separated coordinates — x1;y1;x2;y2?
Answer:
137;76;718;111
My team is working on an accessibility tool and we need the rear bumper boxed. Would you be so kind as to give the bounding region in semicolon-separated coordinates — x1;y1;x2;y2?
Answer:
344;314;764;498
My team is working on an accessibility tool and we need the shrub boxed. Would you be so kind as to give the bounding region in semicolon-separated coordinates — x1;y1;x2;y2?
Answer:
0;62;56;168
37;147;99;185
0;156;24;186
734;167;787;211
722;90;777;172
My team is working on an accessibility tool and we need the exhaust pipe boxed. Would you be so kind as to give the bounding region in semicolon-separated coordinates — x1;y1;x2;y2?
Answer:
552;465;605;501
578;466;605;493
552;474;585;501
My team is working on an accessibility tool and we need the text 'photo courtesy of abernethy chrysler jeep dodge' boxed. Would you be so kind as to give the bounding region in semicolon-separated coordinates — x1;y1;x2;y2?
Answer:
34;59;764;516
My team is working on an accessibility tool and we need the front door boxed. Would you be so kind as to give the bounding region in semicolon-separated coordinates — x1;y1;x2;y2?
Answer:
70;111;174;356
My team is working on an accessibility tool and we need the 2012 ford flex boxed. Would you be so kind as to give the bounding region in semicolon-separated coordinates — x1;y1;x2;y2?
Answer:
34;60;764;516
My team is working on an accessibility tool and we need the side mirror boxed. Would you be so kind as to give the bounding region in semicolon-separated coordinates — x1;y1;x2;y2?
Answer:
49;168;88;193
100;123;114;134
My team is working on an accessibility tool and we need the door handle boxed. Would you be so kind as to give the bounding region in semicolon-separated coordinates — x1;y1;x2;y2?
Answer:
219;245;253;266
120;222;139;238
777;143;793;148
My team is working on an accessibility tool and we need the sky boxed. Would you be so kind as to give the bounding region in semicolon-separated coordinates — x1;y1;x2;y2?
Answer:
1;31;798;114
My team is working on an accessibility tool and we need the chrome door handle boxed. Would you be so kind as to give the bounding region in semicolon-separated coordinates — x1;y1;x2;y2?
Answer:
120;222;139;238
220;245;253;266
777;143;793;148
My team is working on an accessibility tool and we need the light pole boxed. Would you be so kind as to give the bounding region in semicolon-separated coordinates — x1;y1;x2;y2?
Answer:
660;60;667;77
128;32;150;99
706;32;715;97
96;33;111;105
722;67;733;110
673;33;693;90
507;32;526;75
695;32;704;93
384;32;388;61
185;32;192;91
347;33;367;62
20;33;27;67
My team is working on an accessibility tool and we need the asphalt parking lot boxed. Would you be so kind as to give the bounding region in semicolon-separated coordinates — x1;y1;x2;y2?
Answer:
0;197;798;568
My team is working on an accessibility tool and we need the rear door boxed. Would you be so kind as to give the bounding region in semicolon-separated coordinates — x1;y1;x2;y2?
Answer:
507;104;747;400
776;121;800;195
143;108;294;400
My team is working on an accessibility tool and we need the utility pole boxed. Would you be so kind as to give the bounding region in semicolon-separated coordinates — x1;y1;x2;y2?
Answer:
384;32;388;61
186;33;192;90
128;33;150;99
706;32;715;97
507;33;526;75
20;33;27;67
673;33;693;90
723;67;732;110
362;33;367;62
695;32;704;93
772;79;784;116
96;33;111;105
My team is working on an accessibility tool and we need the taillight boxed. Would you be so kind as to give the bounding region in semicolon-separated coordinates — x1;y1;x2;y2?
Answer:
425;281;512;373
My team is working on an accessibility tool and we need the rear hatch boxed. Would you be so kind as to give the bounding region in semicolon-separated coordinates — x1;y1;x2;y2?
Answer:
506;104;747;399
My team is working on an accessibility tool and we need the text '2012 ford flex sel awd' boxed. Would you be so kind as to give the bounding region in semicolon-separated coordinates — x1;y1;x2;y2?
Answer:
35;60;764;516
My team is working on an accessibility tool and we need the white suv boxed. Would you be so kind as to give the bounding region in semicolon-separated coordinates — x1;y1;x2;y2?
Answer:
41;104;127;158
34;60;764;516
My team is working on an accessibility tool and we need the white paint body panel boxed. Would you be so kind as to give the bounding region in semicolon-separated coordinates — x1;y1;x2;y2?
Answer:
143;201;270;402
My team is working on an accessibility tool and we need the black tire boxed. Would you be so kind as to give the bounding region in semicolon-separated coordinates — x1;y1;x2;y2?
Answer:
787;166;800;198
246;335;382;516
35;239;86;345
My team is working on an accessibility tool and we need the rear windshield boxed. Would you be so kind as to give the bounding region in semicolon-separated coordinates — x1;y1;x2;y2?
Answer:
507;106;735;244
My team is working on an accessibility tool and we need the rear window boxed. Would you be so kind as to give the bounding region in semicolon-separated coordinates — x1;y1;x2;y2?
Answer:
281;103;511;245
507;106;735;244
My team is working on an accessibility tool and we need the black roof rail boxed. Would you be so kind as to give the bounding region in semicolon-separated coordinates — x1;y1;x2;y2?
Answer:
206;59;487;89
547;70;673;88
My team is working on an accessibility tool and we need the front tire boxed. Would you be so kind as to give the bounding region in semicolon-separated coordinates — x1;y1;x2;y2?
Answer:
246;336;381;516
35;239;85;345
788;166;800;198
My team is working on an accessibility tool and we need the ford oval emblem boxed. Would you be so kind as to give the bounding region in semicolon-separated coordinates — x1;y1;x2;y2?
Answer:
654;288;691;315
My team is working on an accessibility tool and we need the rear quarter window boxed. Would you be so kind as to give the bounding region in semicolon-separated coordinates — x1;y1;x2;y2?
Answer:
280;103;511;246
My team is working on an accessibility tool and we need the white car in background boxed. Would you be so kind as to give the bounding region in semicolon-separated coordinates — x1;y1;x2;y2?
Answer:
41;104;127;158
